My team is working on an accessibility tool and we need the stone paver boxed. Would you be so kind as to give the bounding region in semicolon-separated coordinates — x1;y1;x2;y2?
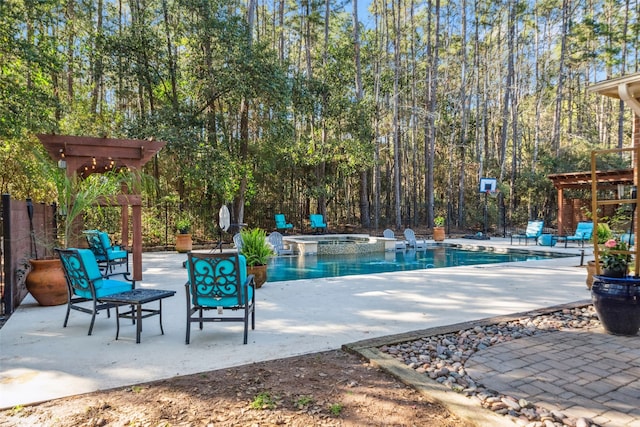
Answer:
465;328;640;426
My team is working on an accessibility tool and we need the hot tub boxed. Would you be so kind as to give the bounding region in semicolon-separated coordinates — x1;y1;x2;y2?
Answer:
282;234;398;255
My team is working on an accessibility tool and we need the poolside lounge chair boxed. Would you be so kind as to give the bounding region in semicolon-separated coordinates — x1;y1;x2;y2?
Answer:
57;247;135;335
557;222;593;248
510;220;544;245
84;230;130;278
267;231;293;255
233;233;243;251
184;252;255;344
404;228;427;250
274;214;293;233
309;214;327;233
383;229;407;251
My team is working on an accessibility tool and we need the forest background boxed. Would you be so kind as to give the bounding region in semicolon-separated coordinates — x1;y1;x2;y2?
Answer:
1;0;639;238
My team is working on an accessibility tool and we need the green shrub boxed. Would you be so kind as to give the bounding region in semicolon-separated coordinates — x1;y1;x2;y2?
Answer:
240;228;274;266
250;392;276;410
596;223;613;244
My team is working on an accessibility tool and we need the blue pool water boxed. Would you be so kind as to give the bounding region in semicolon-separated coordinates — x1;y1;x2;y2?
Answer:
267;246;566;282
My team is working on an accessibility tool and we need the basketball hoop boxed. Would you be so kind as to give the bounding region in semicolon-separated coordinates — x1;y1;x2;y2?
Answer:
479;178;498;235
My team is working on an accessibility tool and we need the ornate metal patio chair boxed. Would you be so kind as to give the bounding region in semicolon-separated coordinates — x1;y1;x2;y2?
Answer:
184;252;256;344
56;247;135;335
84;230;130;278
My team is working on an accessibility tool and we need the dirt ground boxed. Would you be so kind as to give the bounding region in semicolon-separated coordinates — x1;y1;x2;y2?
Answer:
0;349;467;427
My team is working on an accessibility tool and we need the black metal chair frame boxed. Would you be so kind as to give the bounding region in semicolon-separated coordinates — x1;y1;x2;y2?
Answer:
84;230;130;278
56;248;135;335
185;252;256;344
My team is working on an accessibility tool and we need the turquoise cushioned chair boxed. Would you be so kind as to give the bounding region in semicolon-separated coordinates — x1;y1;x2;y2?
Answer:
559;222;593;248
309;214;327;233
185;252;256;344
84;230;130;278
510;220;544;245
57;248;135;335
274;214;293;233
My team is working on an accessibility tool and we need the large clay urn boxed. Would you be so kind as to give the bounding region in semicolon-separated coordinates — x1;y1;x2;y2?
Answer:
25;258;68;306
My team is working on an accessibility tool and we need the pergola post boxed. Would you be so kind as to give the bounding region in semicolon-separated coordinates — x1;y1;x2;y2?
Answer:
557;187;564;235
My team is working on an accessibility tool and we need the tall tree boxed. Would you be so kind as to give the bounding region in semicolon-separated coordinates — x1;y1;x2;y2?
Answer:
425;0;441;228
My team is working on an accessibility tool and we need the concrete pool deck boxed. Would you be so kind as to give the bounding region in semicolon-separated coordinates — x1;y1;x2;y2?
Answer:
1;238;594;411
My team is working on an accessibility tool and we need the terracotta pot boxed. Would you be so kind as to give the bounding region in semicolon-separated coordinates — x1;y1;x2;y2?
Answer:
433;227;445;242
586;260;601;290
247;264;267;288
175;234;192;253
25;258;68;306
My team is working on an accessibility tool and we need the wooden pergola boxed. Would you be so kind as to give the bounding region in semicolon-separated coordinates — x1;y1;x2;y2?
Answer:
548;169;634;235
37;134;167;281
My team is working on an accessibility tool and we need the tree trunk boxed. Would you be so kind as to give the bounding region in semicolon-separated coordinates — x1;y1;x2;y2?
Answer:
425;0;440;228
353;0;370;228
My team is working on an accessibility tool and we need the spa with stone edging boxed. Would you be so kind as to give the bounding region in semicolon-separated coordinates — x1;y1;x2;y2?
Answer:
282;233;399;255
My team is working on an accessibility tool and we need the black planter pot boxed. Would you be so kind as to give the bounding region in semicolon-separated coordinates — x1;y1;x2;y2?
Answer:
602;266;627;278
591;276;640;336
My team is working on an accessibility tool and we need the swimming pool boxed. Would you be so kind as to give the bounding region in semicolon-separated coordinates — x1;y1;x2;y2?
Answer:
266;246;568;282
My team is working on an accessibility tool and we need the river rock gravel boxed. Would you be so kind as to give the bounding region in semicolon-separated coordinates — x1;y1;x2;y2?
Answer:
379;306;603;427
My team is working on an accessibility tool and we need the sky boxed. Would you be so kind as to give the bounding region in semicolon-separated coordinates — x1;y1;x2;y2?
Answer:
346;0;375;27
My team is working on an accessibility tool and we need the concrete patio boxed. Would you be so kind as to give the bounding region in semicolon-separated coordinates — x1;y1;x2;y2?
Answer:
0;238;592;412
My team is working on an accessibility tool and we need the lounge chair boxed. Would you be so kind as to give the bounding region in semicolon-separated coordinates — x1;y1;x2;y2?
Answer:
274;214;293;233
56;247;135;335
233;233;243;251
383;229;407;251
510;220;544;245
404;228;427;250
184;252;256;344
557;222;593;248
309;214;327;233
267;231;293;255
84;230;130;278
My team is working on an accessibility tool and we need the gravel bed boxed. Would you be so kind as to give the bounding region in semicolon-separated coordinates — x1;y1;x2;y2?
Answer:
380;306;602;427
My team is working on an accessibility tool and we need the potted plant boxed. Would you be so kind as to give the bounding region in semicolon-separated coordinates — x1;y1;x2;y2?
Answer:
600;238;631;278
239;228;274;288
433;216;445;242
175;216;192;253
591;236;640;336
